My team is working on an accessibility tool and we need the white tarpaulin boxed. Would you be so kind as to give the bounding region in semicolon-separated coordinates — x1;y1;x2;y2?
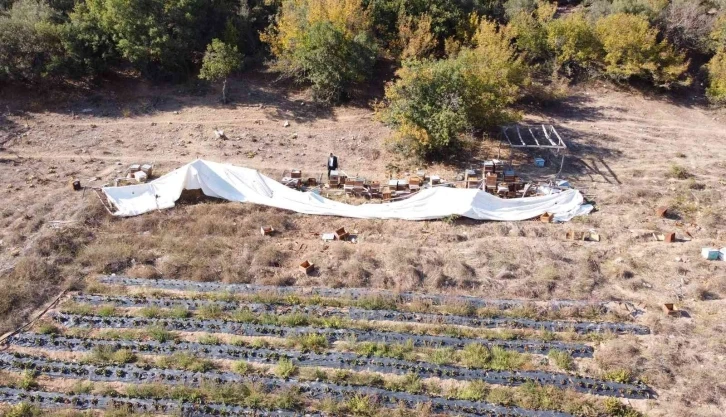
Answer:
102;159;593;221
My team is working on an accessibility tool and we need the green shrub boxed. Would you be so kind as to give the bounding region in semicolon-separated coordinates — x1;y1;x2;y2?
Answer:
146;326;177;343
595;13;689;87
4;403;42;417
603;397;643;416
460;343;492;368
547;349;574;371
604;368;633;383
707;49;726;104
157;352;215;372
84;345;136;364
275;357;297;378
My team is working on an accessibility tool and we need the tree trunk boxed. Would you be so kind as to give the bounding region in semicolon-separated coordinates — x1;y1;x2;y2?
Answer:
222;78;227;104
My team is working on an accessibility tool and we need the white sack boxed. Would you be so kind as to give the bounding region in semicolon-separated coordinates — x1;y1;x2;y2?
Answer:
102;159;593;221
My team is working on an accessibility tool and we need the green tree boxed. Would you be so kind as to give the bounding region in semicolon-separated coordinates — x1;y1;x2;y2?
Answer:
379;18;525;159
595;13;689;87
60;2;116;77
199;38;243;103
0;0;64;82
507;1;555;62
546;12;602;75
262;0;377;102
707;49;726;104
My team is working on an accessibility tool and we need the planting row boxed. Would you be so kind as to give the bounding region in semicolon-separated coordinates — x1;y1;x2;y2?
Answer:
60;301;648;339
74;293;646;336
7;333;652;399
99;276;610;311
54;311;594;356
0;351;572;417
0;386;316;416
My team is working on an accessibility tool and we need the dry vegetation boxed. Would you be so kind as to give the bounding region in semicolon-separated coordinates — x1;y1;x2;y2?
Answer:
1;75;725;417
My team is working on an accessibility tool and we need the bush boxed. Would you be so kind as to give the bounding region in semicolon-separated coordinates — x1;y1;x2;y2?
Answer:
262;0;377;102
379;18;525;160
706;49;726;104
595;13;689;87
661;0;715;53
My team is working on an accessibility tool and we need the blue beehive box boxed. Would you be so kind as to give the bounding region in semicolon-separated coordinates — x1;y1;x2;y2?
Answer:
534;158;546;167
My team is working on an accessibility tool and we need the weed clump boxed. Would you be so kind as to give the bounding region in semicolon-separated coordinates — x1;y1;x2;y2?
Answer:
548;350;575;371
668;164;692;179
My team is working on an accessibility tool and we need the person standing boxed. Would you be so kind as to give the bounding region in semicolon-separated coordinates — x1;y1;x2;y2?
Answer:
327;153;338;178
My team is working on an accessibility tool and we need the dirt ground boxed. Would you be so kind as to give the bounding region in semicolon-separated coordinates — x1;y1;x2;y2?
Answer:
1;74;725;417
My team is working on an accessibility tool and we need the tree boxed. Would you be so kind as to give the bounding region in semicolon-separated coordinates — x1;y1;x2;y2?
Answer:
262;0;377;102
199;39;242;103
379;18;525;159
0;0;64;82
595;13;689;87
546;12;602;75
507;0;555;62
397;13;438;60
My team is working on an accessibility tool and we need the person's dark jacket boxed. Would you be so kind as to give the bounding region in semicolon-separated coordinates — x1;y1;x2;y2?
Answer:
328;156;338;170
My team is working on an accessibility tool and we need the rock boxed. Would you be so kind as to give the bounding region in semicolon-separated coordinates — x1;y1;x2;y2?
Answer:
283;121;290;127
292;133;298;139
495;268;515;280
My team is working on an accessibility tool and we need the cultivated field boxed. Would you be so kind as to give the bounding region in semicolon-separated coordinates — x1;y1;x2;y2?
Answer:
0;75;725;417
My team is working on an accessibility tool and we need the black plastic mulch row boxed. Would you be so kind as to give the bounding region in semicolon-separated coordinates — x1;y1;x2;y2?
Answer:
66;295;648;336
98;276;610;311
0;352;572;417
72;295;595;356
0;386;315;416
9;332;653;400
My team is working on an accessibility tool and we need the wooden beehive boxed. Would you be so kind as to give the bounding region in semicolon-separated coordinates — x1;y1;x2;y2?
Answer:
260;226;275;236
140;164;153;178
540;212;553;223
290;169;302;179
382;187;392;201
656;207;669;218
665;232;676;243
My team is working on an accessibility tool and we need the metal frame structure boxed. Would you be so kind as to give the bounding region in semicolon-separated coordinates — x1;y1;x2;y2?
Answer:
499;124;568;177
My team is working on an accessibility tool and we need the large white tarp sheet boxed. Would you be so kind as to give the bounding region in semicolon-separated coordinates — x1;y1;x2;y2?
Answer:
102;159;593;221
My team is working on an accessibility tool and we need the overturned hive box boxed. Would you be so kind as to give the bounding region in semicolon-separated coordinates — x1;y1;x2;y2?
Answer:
299;260;314;274
335;227;350;241
260;226;275;236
